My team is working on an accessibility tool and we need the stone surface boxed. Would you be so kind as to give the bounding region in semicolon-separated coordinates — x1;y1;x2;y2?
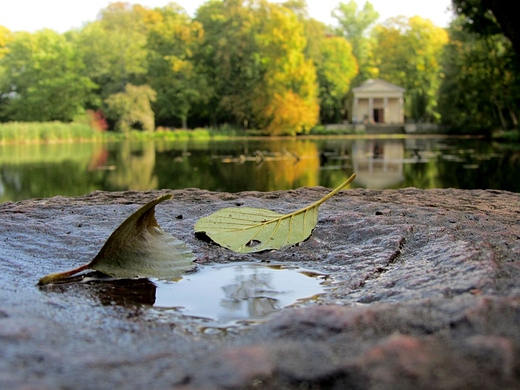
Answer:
1;187;519;389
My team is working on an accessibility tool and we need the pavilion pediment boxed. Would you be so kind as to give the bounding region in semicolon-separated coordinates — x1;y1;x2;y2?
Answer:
353;79;405;95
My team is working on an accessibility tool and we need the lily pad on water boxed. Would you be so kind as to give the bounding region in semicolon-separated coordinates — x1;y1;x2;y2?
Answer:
194;173;356;253
38;194;195;285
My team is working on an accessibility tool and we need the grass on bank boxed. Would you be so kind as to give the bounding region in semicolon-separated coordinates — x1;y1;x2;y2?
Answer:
3;120;487;144
0;121;271;144
0;121;106;144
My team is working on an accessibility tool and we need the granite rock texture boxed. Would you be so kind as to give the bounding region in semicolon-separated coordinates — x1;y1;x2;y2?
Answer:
1;187;519;389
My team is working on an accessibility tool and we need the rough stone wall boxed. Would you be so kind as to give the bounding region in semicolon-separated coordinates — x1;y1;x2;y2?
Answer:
1;187;519;389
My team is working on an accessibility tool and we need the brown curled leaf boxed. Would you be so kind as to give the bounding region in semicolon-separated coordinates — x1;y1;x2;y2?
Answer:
39;194;195;285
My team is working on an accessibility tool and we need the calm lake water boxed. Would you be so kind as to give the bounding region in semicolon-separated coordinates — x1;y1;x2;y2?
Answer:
1;136;519;202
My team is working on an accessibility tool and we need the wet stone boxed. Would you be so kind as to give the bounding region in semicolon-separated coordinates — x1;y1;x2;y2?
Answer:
1;187;520;389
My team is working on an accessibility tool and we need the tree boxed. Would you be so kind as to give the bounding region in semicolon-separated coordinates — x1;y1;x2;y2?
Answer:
0;26;13;121
0;29;97;122
196;0;319;134
253;0;319;134
452;0;520;58
333;1;379;82
315;36;358;123
105;84;157;132
438;17;519;131
447;0;520;131
0;25;12;59
298;17;358;124
196;0;264;127
145;3;210;128
73;2;149;100
372;16;448;122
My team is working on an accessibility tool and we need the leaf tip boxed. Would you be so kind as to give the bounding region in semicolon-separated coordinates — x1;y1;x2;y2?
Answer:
156;193;173;203
38;271;71;286
38;273;58;286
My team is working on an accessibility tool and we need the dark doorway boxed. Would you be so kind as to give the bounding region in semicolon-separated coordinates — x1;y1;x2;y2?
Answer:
373;108;384;123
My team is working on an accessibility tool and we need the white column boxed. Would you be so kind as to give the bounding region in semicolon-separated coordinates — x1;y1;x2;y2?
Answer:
353;97;358;123
383;97;388;124
368;97;374;123
399;97;404;123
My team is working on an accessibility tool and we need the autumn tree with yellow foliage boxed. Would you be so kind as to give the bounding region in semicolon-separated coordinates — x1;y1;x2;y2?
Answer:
196;0;319;135
252;0;319;135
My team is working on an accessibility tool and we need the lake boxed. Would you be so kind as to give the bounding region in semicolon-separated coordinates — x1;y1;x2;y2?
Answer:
1;135;519;202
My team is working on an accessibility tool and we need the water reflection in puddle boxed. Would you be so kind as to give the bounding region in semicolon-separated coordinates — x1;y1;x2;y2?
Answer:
48;262;330;329
151;263;327;325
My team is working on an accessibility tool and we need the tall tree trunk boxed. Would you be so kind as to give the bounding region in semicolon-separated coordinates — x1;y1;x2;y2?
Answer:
494;99;508;129
508;108;518;127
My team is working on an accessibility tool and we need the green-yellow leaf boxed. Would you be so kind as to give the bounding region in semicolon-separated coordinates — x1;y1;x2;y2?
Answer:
38;194;195;285
194;173;356;253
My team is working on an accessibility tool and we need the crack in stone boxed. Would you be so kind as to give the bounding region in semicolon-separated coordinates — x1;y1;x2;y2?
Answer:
357;236;407;289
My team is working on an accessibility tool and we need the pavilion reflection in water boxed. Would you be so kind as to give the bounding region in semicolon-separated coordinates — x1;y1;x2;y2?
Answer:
351;139;404;189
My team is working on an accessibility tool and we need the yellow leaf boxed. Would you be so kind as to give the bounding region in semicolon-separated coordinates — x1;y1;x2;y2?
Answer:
194;174;356;253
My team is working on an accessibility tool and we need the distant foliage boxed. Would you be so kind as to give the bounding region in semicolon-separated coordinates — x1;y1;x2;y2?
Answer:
252;0;320;134
87;110;109;132
315;36;358;123
372;16;448;122
72;2;149;100
145;3;210;129
332;0;379;82
0;25;12;59
263;91;318;135
438;17;519;131
195;0;320;134
105;84;157;132
1;0;515;134
0;29;97;122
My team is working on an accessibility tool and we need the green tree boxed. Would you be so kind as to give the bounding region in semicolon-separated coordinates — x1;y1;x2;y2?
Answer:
296;16;358;124
105;84;157;132
196;0;263;127
73;2;149;100
438;17;519;131
0;29;97;122
372;16;448;122
452;0;520;58
333;1;379;82
0;26;13;121
315;36;358;123
145;3;210;128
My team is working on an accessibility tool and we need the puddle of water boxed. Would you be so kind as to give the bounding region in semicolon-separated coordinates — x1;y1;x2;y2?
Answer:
42;262;328;329
151;262;327;325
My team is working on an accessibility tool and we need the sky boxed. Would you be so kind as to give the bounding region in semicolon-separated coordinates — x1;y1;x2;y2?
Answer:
0;0;454;33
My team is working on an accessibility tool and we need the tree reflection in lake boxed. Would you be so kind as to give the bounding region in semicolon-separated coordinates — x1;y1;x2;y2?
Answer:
102;141;158;191
1;136;520;202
